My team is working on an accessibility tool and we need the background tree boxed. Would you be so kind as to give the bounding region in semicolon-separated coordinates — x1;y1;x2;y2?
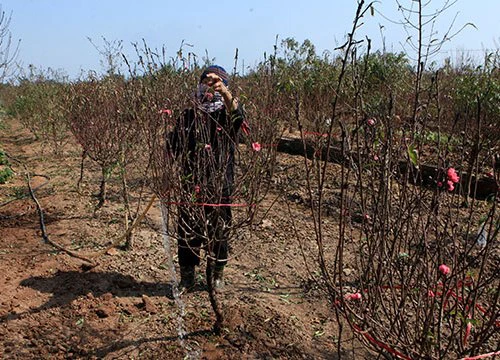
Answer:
0;4;19;82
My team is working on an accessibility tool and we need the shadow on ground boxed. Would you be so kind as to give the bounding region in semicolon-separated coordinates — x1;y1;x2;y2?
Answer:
1;270;174;322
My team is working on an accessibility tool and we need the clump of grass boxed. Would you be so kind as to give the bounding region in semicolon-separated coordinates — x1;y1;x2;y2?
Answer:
0;148;14;184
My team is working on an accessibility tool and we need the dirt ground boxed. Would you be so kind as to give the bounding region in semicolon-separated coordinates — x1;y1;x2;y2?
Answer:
0;117;374;359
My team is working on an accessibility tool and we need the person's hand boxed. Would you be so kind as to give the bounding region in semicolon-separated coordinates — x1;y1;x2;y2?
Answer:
202;73;238;111
202;73;227;93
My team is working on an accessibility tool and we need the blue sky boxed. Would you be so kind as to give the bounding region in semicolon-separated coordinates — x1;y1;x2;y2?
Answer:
1;0;499;78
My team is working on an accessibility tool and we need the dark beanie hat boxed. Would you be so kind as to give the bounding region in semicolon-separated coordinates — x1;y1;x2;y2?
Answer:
200;65;229;86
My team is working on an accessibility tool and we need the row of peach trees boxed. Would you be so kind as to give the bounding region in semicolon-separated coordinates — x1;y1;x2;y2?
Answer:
3;45;281;329
2;14;499;357
267;1;499;359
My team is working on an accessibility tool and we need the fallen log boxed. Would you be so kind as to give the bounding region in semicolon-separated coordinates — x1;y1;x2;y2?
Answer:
275;137;498;201
398;162;498;200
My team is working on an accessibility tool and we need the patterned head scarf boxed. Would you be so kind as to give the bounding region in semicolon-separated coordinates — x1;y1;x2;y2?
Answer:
195;65;229;114
200;65;229;86
195;83;225;113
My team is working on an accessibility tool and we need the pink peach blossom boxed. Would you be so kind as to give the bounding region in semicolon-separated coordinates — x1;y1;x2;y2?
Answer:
252;142;261;152
367;118;376;126
446;180;455;192
447;167;460;183
439;264;450;276
159;109;172;116
345;292;362;301
205;144;211;150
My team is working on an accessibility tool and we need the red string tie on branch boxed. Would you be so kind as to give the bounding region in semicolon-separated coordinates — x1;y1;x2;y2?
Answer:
459;351;500;360
241;120;250;135
166;201;255;208
351;324;412;360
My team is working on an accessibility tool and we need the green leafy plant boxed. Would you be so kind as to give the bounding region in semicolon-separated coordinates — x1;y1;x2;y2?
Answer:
0;148;13;184
0;165;13;184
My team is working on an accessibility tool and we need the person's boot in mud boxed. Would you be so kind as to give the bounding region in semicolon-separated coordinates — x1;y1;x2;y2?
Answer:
179;265;195;291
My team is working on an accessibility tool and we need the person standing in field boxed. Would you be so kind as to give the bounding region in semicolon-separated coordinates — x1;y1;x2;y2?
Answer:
169;65;245;291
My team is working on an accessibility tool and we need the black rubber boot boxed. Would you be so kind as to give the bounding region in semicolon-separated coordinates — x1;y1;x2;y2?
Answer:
179;266;195;291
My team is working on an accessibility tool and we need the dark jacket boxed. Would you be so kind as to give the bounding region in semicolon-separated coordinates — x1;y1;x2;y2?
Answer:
170;104;245;199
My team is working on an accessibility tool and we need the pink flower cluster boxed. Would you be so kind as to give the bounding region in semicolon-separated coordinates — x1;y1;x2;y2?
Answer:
445;167;460;191
439;264;450;276
345;292;362;301
252;142;261;152
159;109;172;116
